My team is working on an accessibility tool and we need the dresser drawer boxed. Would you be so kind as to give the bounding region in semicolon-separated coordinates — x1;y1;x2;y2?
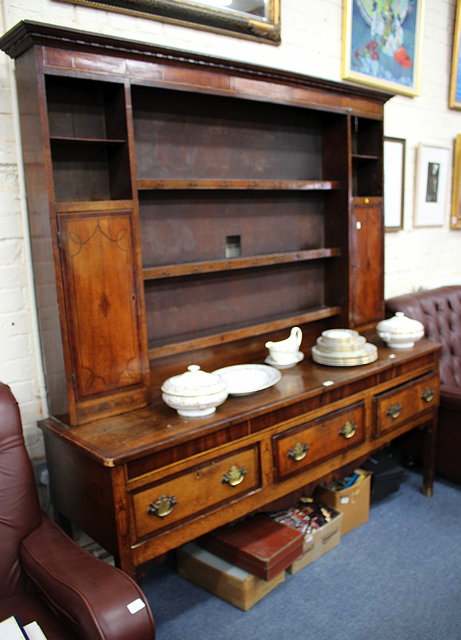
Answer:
374;372;440;437
131;444;260;541
272;402;366;481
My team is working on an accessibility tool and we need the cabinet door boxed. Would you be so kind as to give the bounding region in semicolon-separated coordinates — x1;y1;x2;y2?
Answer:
349;198;384;327
58;210;148;423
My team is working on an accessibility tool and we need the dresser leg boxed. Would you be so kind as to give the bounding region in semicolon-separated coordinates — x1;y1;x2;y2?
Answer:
421;418;437;497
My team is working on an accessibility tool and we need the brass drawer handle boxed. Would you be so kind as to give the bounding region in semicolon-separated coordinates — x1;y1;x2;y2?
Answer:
222;465;247;487
288;442;309;462
386;403;402;420
339;420;357;439
147;495;177;518
422;387;435;403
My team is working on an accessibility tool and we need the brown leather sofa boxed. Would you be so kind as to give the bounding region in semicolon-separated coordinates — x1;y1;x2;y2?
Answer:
386;285;461;484
0;382;156;639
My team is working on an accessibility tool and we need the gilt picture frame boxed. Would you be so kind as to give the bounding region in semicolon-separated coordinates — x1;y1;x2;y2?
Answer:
449;0;461;109
342;0;425;96
450;134;461;229
57;0;281;44
414;144;450;228
384;137;405;231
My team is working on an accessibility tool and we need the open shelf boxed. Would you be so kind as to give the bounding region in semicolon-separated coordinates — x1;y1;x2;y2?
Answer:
47;76;131;202
132;85;325;183
143;248;341;280
50;140;132;202
137;179;340;191
148;305;342;358
350;116;383;198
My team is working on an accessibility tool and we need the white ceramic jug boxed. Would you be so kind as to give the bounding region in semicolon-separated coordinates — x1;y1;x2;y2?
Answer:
265;327;302;364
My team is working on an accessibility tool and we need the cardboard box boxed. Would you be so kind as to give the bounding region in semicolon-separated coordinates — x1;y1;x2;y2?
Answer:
200;514;304;581
177;542;285;611
314;470;371;535
288;510;343;574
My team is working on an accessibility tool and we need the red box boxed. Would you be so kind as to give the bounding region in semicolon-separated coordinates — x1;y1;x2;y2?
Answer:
200;514;304;581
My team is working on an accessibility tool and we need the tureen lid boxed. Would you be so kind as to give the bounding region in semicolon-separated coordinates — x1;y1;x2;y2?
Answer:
376;312;424;334
161;365;227;397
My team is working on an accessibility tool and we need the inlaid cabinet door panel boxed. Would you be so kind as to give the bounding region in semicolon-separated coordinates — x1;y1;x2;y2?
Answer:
58;211;146;410
349;200;384;327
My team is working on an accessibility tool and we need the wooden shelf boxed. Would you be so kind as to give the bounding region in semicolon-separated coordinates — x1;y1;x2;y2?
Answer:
143;248;341;280
352;153;380;161
137;179;341;191
55;200;133;213
148;306;342;359
50;136;127;145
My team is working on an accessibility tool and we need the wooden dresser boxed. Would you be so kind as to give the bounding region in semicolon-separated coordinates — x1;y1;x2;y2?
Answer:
0;21;440;578
40;336;439;577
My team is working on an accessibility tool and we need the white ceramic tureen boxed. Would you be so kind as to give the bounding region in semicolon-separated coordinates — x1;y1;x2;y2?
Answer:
376;312;425;349
161;365;228;417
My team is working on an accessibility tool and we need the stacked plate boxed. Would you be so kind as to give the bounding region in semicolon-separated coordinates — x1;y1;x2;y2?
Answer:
311;329;378;366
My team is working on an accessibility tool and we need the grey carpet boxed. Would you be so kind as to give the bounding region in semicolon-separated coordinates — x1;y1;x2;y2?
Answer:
140;470;461;640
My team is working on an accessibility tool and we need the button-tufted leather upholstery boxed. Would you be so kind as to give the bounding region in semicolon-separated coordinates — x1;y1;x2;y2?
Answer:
386;286;461;483
0;382;156;639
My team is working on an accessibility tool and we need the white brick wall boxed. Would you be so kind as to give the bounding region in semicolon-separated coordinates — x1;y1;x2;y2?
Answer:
0;0;460;455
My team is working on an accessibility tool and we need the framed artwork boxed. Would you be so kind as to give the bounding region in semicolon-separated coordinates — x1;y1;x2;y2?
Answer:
384;137;405;231
57;0;281;43
342;0;425;96
450;134;461;229
414;144;450;227
450;1;461;109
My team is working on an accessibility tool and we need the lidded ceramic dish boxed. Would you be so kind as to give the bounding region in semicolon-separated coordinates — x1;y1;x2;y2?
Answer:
376;312;425;349
161;365;228;417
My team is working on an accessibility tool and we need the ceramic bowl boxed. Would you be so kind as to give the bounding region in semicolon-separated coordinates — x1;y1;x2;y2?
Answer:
161;365;228;417
376;312;425;349
317;329;366;353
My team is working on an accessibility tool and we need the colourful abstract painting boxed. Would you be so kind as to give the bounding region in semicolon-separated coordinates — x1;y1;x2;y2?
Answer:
449;0;461;109
343;0;425;96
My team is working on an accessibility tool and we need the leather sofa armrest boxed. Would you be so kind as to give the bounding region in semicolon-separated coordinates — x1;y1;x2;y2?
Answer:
20;515;155;640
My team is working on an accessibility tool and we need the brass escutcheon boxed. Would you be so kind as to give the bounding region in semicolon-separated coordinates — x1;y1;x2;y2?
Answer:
339;420;357;439
147;495;177;518
422;387;435;403
288;442;309;462
386;402;402;420
222;465;247;487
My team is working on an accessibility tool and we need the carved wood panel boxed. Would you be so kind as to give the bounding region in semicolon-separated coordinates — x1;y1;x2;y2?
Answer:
58;211;144;399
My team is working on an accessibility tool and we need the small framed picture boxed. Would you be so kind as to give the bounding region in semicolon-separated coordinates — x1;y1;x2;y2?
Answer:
450;134;461;229
342;0;425;96
414;145;450;227
384;137;405;231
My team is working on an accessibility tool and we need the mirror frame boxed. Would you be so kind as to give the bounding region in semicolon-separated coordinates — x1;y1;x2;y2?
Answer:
59;0;281;44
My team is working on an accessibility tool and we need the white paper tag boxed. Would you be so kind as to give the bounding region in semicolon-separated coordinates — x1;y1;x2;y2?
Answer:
127;598;146;614
24;622;48;640
340;497;350;504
